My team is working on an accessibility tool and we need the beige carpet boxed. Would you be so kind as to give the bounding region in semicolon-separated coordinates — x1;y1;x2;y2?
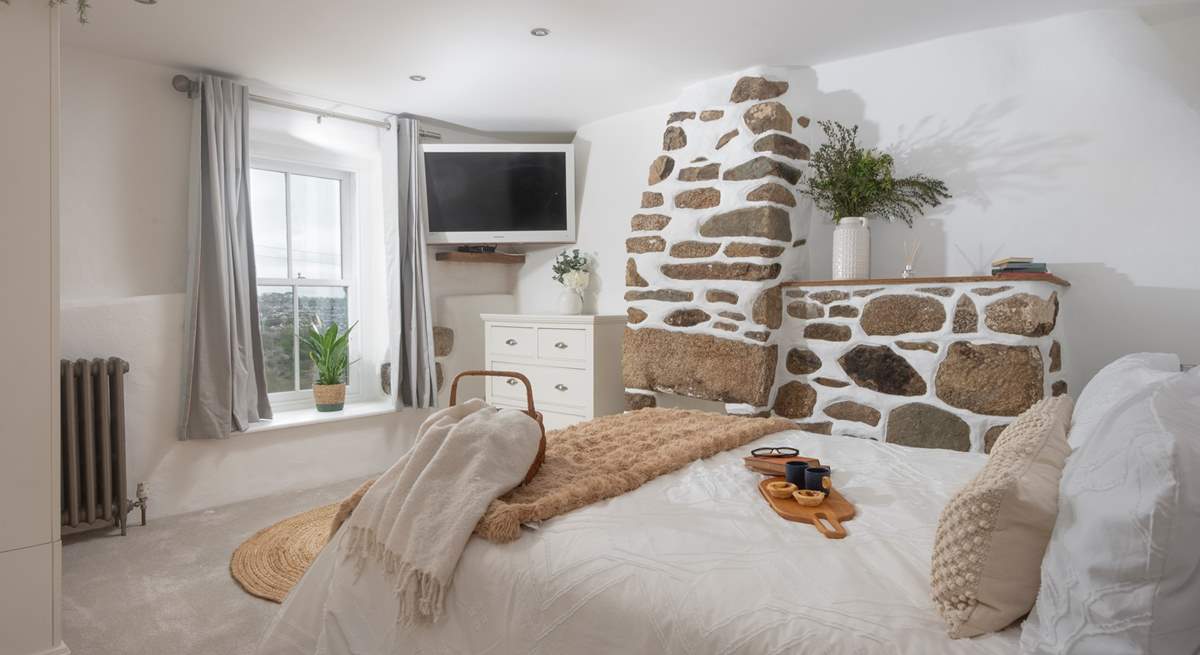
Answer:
63;477;370;655
229;503;338;603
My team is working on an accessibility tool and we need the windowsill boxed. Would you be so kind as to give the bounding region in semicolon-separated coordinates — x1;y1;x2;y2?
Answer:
246;399;397;434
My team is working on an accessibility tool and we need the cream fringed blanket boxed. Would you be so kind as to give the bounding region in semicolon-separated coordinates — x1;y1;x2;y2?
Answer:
474;408;795;543
339;399;541;625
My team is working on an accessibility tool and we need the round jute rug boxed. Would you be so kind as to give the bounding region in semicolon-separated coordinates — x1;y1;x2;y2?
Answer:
230;503;338;603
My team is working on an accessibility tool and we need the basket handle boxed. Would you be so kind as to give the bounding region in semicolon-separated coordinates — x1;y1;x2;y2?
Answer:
449;370;536;414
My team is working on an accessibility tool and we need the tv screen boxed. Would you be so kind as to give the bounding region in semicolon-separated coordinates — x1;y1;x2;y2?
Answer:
425;150;569;237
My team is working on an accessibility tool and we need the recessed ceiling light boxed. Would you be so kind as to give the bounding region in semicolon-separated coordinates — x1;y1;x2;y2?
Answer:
530;27;551;37
409;75;427;82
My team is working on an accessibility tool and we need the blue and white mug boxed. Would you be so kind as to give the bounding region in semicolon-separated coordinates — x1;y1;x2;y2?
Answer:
804;466;832;492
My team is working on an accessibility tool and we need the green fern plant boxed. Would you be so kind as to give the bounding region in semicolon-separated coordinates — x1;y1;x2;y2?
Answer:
301;318;357;386
800;120;951;226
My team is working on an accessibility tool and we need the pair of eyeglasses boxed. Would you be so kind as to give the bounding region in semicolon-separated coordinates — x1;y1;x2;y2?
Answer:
750;446;799;457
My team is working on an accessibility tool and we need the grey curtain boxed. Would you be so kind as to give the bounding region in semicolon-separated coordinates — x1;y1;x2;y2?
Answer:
180;75;272;439
386;117;437;408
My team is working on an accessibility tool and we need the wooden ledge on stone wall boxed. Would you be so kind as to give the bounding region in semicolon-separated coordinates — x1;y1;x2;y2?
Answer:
780;273;1070;288
434;250;526;265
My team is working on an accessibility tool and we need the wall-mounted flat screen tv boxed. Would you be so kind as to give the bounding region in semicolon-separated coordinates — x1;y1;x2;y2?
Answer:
423;143;576;244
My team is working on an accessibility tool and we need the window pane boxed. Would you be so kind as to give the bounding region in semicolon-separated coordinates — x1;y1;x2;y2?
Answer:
257;286;295;393
290;174;342;280
249;169;289;279
298;286;349;390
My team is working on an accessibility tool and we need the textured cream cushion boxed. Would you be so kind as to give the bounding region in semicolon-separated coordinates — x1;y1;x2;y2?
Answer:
931;395;1074;638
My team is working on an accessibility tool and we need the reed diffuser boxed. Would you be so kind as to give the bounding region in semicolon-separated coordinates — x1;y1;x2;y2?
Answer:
902;241;921;278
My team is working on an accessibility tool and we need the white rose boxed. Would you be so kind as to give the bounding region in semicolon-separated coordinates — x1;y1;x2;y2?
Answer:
563;270;590;291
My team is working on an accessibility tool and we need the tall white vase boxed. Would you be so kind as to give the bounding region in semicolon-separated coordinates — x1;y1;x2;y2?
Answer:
557;288;583;315
831;217;870;280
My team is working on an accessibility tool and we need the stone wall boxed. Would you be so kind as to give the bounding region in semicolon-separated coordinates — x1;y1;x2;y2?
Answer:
774;279;1067;452
618;70;1069;452
623;72;814;410
380;325;453;396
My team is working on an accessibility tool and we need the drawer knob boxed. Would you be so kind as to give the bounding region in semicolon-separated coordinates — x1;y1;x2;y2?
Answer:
504;338;518;346
506;378;519;386
554;383;568;391
554;341;568;349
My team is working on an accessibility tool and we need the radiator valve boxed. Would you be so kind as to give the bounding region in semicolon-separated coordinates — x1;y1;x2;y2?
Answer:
130;482;148;528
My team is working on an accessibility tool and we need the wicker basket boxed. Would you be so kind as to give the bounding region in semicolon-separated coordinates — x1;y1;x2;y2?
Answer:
312;383;346;412
449;370;546;485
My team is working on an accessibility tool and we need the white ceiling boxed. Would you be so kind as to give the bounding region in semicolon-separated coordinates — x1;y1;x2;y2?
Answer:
63;0;1154;133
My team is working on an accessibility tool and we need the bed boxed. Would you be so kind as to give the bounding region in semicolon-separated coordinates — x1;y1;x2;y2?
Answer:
257;429;1019;654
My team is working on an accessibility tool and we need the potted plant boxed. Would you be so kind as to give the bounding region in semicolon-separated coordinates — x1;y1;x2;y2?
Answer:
800;121;951;280
302;318;357;412
551;249;590;315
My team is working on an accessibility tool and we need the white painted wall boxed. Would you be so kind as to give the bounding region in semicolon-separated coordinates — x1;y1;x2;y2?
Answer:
0;4;66;654
60;48;191;301
807;9;1200;393
1141;4;1200;105
516;9;1200;395
56;48;524;518
515;101;672;316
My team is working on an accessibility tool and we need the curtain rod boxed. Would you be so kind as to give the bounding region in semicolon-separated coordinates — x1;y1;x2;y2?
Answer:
171;75;442;139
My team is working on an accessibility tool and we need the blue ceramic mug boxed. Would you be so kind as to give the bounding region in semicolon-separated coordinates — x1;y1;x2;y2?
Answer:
785;461;809;487
805;466;832;492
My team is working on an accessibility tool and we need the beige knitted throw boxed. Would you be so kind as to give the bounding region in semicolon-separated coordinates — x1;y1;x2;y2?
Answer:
474;408;795;543
332;409;796;548
339;399;542;625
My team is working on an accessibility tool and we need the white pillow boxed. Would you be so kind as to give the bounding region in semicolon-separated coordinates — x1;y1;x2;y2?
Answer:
1020;362;1200;654
1068;352;1179;448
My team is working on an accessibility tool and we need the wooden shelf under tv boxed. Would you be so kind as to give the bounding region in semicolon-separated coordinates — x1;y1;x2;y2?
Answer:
434;251;527;265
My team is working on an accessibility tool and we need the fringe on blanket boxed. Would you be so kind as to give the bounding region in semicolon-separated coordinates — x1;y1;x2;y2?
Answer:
344;525;448;625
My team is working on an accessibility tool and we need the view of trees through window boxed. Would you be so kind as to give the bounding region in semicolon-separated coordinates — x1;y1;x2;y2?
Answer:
250;165;351;396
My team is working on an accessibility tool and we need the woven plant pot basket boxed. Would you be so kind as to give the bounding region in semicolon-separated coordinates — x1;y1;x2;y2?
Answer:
313;383;346;412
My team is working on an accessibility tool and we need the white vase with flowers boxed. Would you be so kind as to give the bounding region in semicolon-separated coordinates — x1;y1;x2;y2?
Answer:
552;249;590;315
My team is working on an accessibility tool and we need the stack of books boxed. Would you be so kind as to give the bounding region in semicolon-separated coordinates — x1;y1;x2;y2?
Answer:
992;257;1048;276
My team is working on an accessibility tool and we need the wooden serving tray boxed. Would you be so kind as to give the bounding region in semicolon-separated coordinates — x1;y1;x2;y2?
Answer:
757;476;856;539
742;455;820;477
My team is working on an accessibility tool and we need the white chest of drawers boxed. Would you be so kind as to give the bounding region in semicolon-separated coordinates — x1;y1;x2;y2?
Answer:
482;313;625;430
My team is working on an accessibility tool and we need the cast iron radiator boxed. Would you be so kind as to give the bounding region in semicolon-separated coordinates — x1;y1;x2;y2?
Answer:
60;357;146;535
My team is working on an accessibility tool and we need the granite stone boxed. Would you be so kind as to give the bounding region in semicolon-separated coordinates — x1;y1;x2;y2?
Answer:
934;342;1044;416
660;261;781;281
730;76;789;102
804;323;852;342
861;294;946;335
824;401;881;426
838;345;927;396
772;381;817;419
785;348;821;375
622;328;776;405
886;403;971;452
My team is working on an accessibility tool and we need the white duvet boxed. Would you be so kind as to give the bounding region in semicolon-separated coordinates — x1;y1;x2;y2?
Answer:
257;430;1020;655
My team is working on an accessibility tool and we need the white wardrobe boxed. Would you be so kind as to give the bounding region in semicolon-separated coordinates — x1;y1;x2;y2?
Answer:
0;3;65;655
